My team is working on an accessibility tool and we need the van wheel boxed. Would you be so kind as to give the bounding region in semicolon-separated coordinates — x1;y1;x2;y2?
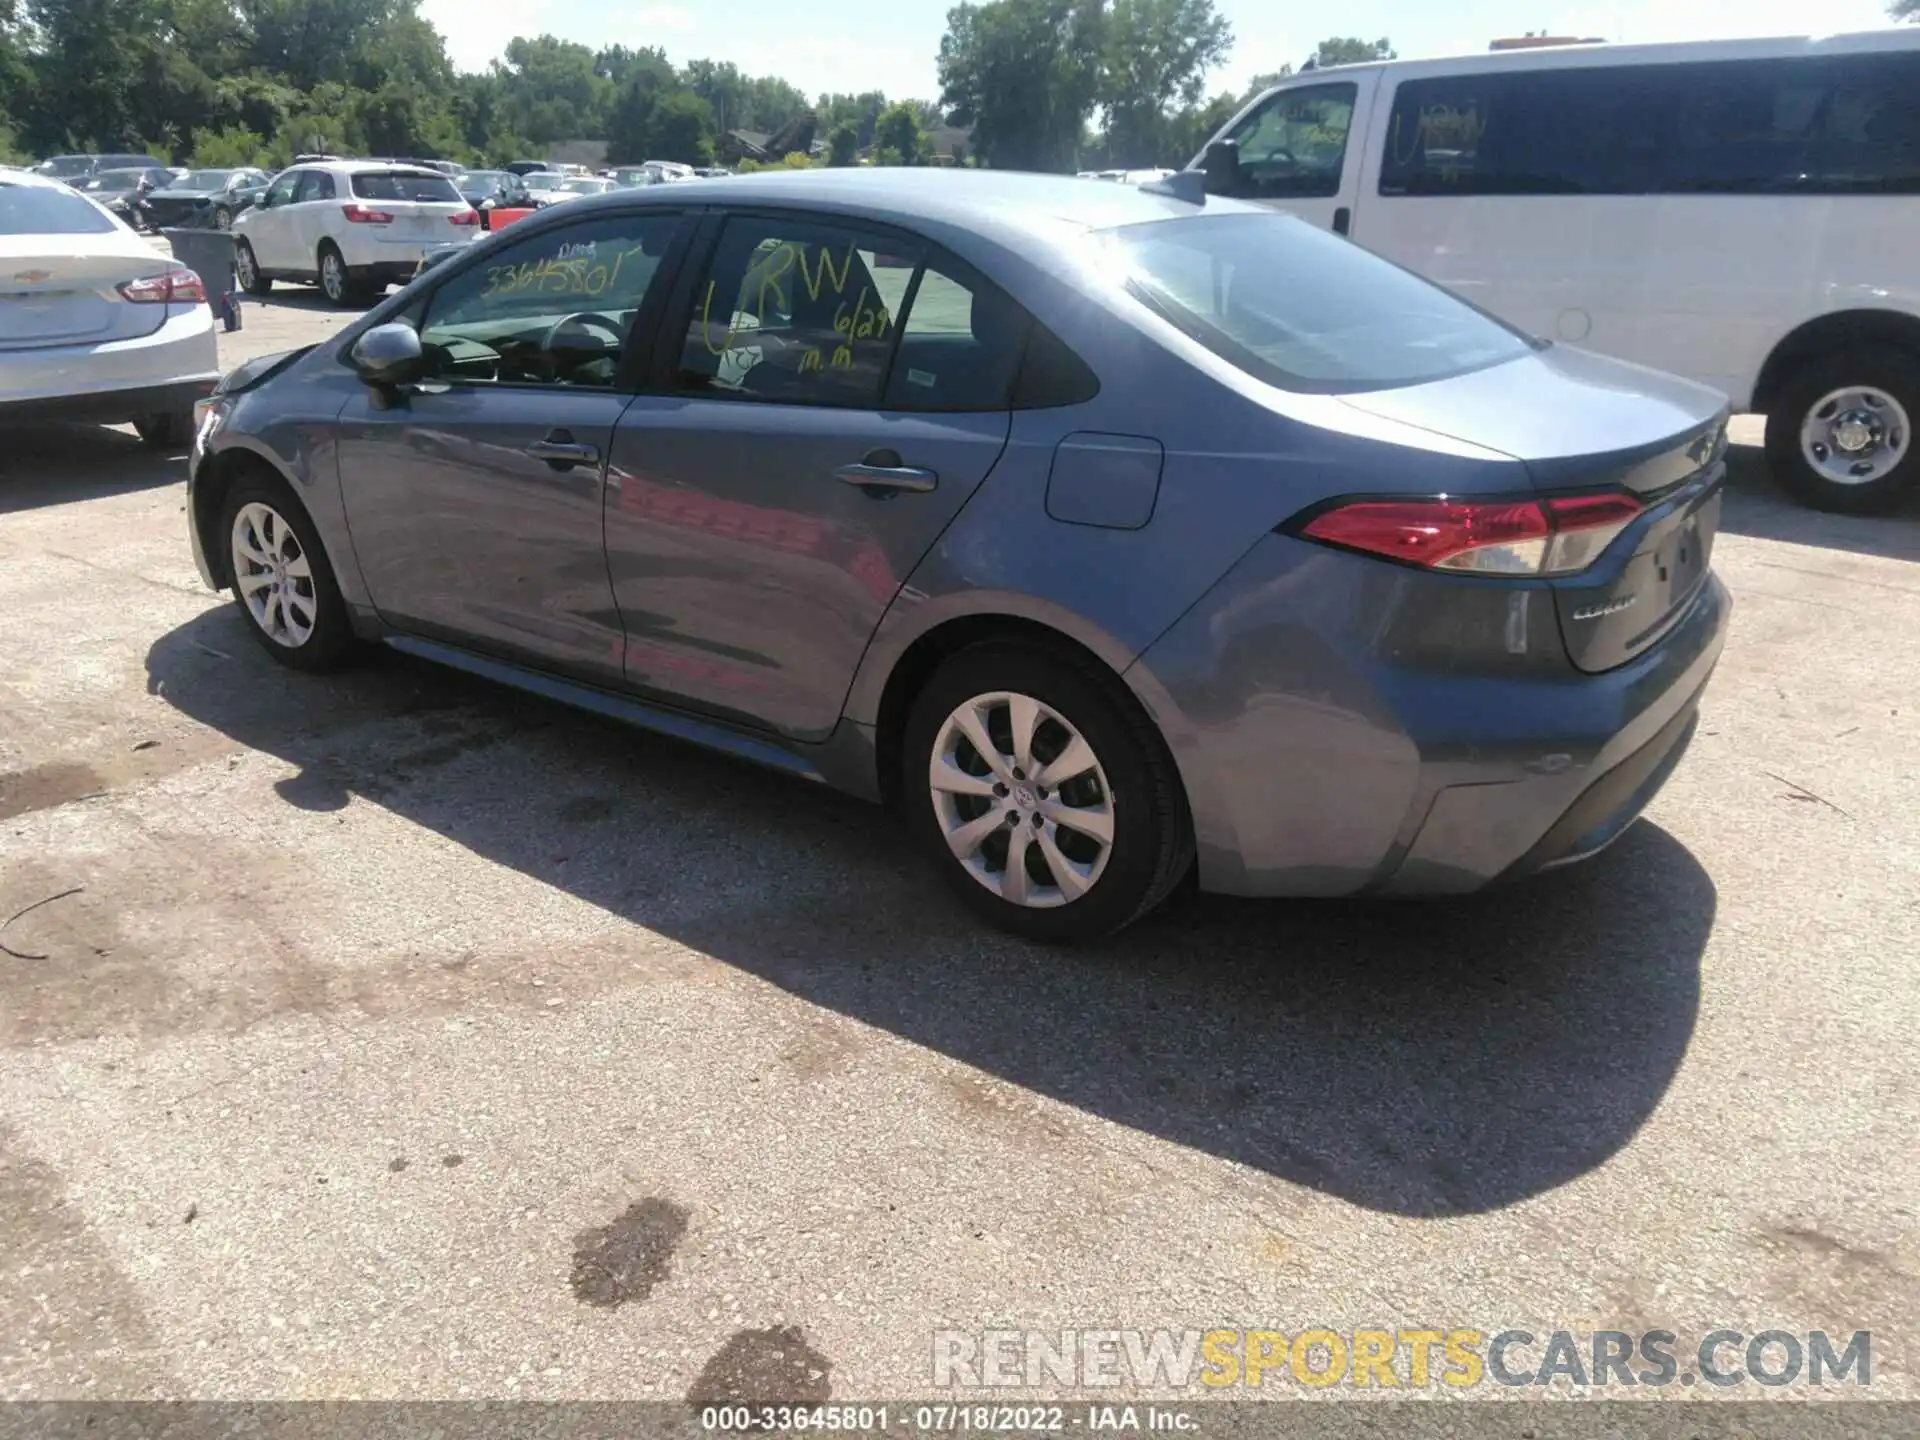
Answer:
1767;348;1920;514
901;643;1194;943
318;243;354;307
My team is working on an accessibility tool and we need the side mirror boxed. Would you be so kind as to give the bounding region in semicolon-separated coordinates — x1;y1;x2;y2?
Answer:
1202;138;1241;195
349;322;425;388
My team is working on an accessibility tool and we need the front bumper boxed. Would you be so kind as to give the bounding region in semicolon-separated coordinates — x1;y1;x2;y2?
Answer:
1126;531;1731;899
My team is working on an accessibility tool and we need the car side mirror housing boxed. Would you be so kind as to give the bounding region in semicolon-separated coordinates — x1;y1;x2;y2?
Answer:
349;323;426;389
1202;139;1241;195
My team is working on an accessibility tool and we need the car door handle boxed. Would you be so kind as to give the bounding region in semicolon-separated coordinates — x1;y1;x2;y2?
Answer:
527;436;599;470
836;451;938;495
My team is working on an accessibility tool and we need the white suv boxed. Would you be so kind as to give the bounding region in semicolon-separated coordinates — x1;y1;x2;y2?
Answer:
232;161;477;307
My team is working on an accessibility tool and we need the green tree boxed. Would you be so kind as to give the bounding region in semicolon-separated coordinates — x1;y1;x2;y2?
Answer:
1310;36;1393;68
826;120;859;166
872;100;925;164
1893;0;1917;17
1099;0;1231;165
938;0;1104;172
1164;86;1240;164
188;122;270;165
495;34;611;147
817;90;889;148
1242;66;1291;99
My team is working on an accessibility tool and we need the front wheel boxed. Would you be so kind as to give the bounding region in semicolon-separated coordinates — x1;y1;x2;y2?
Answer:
901;643;1193;943
234;238;272;296
1766;347;1920;514
220;478;354;671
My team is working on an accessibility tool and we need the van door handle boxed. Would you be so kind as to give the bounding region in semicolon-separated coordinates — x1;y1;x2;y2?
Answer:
1332;206;1352;236
836;449;937;496
527;431;599;470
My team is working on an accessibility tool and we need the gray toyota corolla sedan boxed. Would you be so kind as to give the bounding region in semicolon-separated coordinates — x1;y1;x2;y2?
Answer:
186;169;1731;941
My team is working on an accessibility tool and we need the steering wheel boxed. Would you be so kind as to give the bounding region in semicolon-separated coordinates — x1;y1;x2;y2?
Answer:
1250;145;1299;169
541;311;626;354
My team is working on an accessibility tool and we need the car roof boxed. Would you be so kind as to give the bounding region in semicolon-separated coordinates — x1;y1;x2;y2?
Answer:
2;169;75;191
561;167;1263;249
300;159;448;175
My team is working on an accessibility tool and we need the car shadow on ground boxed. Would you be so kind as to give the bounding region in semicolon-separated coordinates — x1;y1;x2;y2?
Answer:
0;423;186;513
1719;440;1920;563
146;609;1713;1219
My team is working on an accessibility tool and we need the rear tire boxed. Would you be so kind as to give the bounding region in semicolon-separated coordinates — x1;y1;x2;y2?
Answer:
317;243;354;307
901;642;1194;943
220;475;354;672
133;411;192;450
234;238;272;296
1766;347;1920;514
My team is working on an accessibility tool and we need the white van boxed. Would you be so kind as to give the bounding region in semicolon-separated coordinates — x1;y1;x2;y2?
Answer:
1193;30;1920;512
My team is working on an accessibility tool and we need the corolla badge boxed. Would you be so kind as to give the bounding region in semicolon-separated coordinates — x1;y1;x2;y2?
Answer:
1572;594;1639;622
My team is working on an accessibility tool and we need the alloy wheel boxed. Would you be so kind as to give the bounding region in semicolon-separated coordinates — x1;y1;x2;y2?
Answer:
230;502;317;648
929;690;1115;909
320;250;346;303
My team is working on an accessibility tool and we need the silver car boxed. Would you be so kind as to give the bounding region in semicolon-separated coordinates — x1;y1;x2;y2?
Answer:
185;170;1731;941
1;170;219;446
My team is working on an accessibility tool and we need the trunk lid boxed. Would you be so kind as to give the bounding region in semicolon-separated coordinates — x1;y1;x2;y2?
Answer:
1336;344;1731;673
0;233;175;351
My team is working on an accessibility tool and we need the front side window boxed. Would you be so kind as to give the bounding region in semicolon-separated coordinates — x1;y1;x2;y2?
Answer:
1108;212;1533;393
416;212;680;387
1217;83;1357;199
262;172;301;208
678;217;912;407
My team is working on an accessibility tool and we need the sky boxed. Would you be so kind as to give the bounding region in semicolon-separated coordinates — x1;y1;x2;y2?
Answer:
419;0;1906;107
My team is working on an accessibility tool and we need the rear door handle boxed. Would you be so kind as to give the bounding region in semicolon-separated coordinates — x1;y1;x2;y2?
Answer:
835;449;937;495
527;432;599;470
1332;206;1352;236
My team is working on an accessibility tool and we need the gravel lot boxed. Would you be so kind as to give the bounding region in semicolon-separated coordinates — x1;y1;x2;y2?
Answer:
1;294;1917;1405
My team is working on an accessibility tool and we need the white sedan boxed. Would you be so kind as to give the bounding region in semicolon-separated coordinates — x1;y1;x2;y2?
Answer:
0;170;218;446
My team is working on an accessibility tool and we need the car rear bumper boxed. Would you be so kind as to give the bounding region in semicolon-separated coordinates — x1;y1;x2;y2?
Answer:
1124;532;1731;899
0;376;217;425
0;308;219;423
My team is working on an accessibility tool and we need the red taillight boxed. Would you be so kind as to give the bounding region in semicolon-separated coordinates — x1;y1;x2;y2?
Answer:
1299;492;1643;576
342;203;394;224
449;208;479;226
117;267;206;304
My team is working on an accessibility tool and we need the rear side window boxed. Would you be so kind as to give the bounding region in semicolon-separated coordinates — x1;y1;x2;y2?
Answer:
0;183;118;235
677;218;912;408
883;262;1031;411
1381;52;1920;196
352;171;462;203
1108;212;1533;393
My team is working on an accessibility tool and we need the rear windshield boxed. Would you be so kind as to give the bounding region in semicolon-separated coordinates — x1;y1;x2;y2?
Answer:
1104;212;1534;394
1;182;118;235
350;171;462;202
180;170;235;190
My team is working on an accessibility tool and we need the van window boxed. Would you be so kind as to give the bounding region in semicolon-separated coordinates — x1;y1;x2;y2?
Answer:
1215;82;1357;199
1381;52;1920;196
1108;212;1533;394
352;171;463;203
